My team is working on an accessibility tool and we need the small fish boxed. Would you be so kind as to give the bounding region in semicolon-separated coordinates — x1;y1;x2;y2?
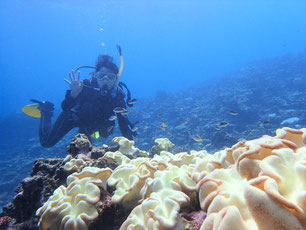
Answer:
180;107;184;111
157;113;162;117
183;118;189;125
143;125;149;130
113;107;126;113
108;115;117;121
194;104;199;109
192;135;203;142
263;120;270;125
160;122;168;128
121;111;130;117
131;127;139;132
228;110;239;116
107;126;114;132
217;121;229;128
127;98;138;105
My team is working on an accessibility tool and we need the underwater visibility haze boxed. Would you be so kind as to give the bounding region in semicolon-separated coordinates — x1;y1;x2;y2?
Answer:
1;0;306;115
0;0;306;229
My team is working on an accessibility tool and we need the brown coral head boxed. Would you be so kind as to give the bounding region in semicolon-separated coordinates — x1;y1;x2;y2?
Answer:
66;133;93;156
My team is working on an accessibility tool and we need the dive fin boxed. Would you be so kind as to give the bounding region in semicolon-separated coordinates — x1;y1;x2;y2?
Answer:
22;103;42;118
22;99;52;118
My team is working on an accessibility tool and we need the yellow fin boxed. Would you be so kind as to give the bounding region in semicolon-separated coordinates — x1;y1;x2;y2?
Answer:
22;103;41;118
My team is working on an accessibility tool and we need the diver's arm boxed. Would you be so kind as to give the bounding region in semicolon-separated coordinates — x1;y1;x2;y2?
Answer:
70;89;83;98
61;90;75;110
115;92;135;140
117;114;133;140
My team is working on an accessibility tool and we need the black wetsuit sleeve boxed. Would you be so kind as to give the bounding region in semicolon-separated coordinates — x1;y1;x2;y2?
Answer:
117;114;133;140
61;90;75;111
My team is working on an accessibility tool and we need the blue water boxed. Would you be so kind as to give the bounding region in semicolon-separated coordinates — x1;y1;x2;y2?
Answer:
1;0;306;211
1;0;306;115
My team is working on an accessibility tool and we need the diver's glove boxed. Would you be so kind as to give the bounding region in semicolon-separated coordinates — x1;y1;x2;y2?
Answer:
38;102;54;113
31;99;54;114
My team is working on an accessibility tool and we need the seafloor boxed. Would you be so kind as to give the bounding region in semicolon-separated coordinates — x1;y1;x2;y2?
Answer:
0;52;305;229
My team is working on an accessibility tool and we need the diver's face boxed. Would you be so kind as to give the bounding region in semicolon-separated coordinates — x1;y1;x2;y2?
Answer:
95;67;117;92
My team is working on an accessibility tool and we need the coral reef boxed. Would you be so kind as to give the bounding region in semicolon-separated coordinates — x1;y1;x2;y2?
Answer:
0;137;119;229
1;127;305;230
67;133;119;159
154;138;174;151
63;155;87;172
36;167;113;230
0;158;68;224
149;138;175;157
66;133;93;156
197;127;306;230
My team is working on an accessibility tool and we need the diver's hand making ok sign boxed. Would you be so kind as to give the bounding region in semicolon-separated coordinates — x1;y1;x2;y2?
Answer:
64;70;83;98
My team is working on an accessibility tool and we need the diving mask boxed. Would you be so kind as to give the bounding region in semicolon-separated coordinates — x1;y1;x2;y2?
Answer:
95;72;117;82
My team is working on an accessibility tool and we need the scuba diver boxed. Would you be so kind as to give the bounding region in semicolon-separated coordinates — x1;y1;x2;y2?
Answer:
23;46;137;148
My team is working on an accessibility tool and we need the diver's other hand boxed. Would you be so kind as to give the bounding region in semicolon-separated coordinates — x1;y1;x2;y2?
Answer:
64;70;83;98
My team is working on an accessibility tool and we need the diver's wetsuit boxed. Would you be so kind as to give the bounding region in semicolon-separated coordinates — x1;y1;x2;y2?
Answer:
39;79;134;148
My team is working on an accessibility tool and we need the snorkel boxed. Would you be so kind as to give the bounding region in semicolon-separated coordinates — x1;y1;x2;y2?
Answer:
111;45;124;97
